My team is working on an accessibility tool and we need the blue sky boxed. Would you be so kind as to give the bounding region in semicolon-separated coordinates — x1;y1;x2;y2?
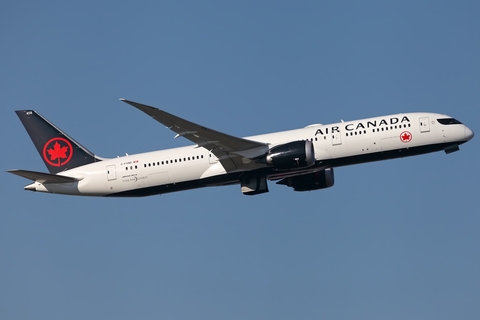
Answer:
1;1;479;319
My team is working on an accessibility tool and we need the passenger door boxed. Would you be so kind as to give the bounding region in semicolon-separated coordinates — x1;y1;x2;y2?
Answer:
106;165;117;181
420;117;430;133
332;131;342;146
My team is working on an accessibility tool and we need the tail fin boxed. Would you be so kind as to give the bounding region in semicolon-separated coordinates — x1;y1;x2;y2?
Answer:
15;110;101;174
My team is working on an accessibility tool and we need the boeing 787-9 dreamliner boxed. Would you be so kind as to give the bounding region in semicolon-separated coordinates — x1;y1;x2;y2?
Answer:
8;99;474;197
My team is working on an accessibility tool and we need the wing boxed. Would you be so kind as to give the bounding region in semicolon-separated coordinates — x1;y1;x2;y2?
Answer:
121;99;269;172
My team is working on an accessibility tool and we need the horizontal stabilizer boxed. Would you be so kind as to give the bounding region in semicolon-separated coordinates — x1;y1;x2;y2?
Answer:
7;169;80;184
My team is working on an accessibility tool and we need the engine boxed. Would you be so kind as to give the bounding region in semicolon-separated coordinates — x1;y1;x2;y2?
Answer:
276;168;335;191
265;140;315;170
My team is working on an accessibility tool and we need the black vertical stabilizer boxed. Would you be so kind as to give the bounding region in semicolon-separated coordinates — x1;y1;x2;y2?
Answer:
15;110;100;174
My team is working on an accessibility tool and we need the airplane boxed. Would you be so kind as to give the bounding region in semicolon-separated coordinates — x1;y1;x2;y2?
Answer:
7;99;474;197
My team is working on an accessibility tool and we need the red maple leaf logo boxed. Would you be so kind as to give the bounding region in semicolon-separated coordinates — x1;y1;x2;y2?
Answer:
42;138;73;167
400;131;412;143
48;141;69;165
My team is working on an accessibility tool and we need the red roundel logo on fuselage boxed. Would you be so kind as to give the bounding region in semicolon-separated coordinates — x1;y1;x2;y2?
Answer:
400;131;412;143
43;137;73;167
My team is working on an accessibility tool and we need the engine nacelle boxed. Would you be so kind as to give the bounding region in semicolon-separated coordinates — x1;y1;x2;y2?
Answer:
265;140;315;170
276;168;335;191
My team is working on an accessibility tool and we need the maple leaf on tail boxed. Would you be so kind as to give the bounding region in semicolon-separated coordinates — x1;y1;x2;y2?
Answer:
48;141;69;166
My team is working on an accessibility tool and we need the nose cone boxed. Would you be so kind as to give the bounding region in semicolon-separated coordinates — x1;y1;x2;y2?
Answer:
465;126;474;141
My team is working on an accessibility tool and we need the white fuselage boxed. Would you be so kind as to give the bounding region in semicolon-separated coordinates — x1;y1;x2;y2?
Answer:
26;112;473;197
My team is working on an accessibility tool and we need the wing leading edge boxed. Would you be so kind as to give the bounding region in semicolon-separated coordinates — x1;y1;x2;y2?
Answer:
120;99;269;172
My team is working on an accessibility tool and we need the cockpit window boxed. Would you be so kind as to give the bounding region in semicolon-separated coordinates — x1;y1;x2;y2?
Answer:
437;118;463;125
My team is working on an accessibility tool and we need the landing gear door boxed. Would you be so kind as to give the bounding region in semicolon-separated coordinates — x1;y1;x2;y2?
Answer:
420;117;430;133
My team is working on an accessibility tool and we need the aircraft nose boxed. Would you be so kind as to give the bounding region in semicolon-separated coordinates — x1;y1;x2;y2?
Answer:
465;126;474;141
